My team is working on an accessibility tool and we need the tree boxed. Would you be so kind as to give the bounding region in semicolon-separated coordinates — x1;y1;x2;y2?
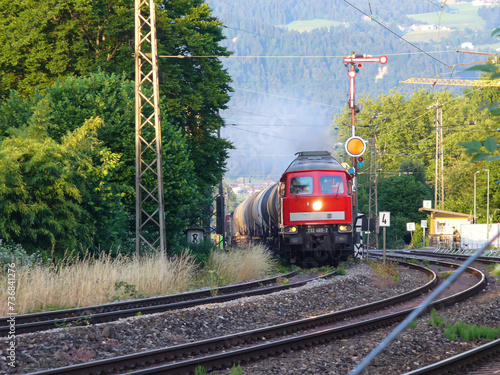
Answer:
157;0;234;214
459;28;500;159
0;0;134;98
377;174;432;247
0;104;126;257
0;72;201;251
0;0;234;250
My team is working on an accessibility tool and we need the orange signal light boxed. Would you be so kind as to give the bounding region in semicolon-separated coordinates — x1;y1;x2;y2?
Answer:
345;136;366;157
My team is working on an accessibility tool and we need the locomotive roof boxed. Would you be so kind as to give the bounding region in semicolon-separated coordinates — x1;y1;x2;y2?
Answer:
283;151;346;172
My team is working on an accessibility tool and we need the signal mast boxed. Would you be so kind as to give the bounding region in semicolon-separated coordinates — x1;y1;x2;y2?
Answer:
342;53;388;253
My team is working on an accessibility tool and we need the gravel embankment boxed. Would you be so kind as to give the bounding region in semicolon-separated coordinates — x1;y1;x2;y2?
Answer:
1;262;498;375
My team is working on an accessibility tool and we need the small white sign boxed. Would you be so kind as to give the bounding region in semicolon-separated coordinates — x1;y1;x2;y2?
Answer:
423;200;432;209
421;220;427;229
407;222;416;231
379;212;390;227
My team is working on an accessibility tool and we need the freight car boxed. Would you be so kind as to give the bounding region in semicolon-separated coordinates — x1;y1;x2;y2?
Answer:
231;151;355;266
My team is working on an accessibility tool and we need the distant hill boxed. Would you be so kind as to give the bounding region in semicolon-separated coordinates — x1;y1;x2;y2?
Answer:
207;0;499;181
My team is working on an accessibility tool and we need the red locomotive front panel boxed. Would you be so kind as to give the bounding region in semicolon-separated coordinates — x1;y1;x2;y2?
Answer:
282;171;352;226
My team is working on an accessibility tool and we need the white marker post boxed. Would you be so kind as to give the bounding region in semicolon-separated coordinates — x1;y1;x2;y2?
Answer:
421;220;427;247
379;211;390;264
407;222;416;246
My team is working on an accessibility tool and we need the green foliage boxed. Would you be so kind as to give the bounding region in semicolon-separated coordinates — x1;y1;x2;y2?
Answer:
176;238;219;265
113;280;143;301
441;271;453;279
0;71;221;254
0;1;234;255
206;269;225;289
28;303;78;314
492;264;500;277
368;260;399;281
458;28;500;178
275;276;289;285
0;242;42;268
0;111;128;257
0;0;135;98
54;316;92;328
460;137;500;162
429;309;444;328
230;364;243;375
334;80;500;228
444;321;500;342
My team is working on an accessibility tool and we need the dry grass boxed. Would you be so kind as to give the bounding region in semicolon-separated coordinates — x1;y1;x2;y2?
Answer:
0;244;276;316
205;243;276;284
0;251;196;316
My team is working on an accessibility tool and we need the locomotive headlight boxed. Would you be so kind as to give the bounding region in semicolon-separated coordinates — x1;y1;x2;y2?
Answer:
339;225;352;232
285;226;298;233
312;201;322;211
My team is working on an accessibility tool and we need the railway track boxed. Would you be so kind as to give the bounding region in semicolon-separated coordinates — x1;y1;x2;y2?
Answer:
368;251;500;375
403;337;500;375
0;271;312;336
25;260;486;375
377;249;500;266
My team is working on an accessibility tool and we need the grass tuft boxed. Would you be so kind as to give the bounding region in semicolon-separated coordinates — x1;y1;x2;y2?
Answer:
205;243;276;284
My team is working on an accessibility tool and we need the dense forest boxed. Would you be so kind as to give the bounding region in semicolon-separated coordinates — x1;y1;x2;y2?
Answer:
0;0;232;258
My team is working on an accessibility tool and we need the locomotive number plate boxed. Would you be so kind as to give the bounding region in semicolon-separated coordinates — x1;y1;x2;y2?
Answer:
307;227;329;234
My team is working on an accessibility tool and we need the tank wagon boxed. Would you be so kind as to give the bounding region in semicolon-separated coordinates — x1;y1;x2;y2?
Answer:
232;151;355;266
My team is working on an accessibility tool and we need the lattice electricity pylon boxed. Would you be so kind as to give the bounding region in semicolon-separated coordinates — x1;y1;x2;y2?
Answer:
400;77;498;210
134;0;166;256
429;97;444;210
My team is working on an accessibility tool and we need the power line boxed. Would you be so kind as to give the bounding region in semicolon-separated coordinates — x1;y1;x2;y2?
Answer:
226;123;330;127
342;0;451;68
159;51;457;59
226;126;322;144
232;87;344;108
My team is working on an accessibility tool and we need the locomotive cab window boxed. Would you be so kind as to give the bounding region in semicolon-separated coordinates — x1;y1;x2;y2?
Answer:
289;177;313;195
320;176;344;194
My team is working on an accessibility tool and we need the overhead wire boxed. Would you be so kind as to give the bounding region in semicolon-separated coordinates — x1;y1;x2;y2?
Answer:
212;0;492;161
226;126;322;144
231;87;344;108
341;0;451;68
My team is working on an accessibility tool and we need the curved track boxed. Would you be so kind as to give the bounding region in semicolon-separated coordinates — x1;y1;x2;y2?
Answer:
26;260;486;375
403;337;500;375
0;271;308;336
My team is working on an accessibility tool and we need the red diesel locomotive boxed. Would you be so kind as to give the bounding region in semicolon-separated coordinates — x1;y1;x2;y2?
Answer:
232;151;355;266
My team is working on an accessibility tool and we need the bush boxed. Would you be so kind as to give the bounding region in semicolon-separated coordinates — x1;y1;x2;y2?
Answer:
0;241;42;269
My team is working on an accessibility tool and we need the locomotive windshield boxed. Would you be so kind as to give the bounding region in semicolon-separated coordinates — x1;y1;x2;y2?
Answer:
289;176;313;195
320;176;344;194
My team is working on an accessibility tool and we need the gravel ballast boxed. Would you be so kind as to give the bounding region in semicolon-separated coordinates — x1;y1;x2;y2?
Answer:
0;262;498;375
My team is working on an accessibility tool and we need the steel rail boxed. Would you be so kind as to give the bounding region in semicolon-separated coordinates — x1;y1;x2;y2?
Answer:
390;249;500;264
402;337;500;375
351;230;500;375
118;263;486;375
26;262;440;375
0;271;298;336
